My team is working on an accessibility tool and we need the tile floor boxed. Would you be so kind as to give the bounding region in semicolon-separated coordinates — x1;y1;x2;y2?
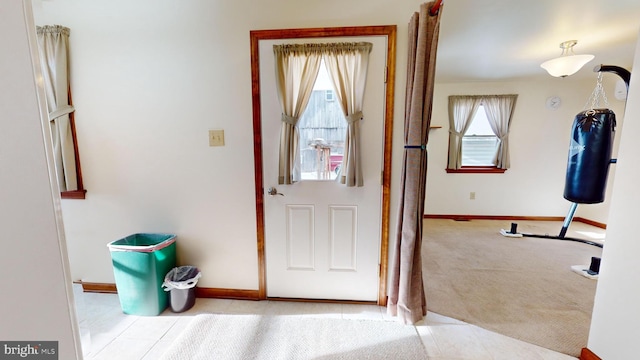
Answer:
73;284;577;360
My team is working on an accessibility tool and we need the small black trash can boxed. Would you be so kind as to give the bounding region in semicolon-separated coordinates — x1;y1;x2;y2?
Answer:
162;266;202;313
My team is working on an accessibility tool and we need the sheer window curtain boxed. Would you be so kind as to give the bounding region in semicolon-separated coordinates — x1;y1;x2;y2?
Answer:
322;42;372;187
36;25;77;191
273;45;322;184
447;96;482;170
483;95;518;169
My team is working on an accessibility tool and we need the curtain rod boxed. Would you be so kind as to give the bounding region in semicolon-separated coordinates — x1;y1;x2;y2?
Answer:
430;0;443;16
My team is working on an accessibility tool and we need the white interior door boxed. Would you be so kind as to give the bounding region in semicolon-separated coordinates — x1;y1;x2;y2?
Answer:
259;37;387;301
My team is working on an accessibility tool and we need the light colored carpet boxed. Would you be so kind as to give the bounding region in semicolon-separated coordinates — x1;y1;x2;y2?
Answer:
423;218;604;357
160;314;427;360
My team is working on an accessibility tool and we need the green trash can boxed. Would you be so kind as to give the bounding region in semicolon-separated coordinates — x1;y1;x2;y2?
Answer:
107;233;177;316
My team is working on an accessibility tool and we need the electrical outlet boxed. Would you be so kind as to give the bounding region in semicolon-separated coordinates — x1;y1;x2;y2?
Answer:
470;192;476;200
209;129;225;147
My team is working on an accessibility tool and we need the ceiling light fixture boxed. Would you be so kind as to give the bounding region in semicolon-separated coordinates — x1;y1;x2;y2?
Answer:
541;40;594;77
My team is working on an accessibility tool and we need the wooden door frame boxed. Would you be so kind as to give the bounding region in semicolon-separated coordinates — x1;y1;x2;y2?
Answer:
249;25;396;305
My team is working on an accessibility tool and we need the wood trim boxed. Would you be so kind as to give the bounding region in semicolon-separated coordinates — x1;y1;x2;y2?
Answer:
575;217;607;229
249;25;397;306
249;30;267;300
425;214;565;222
61;189;87;199
78;282;261;301
80;282;117;293
580;347;602;360
446;167;507;174
424;214;607;228
378;25;396;307
250;26;398;40
195;287;260;301
61;88;86;200
268;297;377;305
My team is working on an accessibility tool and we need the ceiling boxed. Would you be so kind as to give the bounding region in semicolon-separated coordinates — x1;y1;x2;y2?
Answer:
434;0;640;83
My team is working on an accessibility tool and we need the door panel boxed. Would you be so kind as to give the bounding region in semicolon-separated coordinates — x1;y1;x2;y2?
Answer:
329;205;357;271
257;34;388;301
286;205;315;270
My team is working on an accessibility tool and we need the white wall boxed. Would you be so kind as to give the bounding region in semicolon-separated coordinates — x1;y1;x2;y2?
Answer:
0;1;81;358
588;31;640;360
31;0;630;291
31;0;422;289
427;77;626;223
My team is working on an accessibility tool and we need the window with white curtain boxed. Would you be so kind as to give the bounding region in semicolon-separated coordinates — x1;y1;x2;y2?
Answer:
447;94;518;173
36;25;86;198
273;42;372;187
298;60;346;180
461;104;498;166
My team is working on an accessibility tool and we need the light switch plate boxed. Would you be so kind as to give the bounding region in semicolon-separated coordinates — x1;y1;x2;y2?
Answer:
209;129;224;146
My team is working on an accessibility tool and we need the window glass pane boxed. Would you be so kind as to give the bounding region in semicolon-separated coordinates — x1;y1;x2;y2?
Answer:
465;105;493;135
298;61;346;180
462;105;498;166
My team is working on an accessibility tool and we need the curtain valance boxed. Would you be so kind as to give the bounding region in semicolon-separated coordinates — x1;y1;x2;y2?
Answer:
448;94;518;102
273;42;372;56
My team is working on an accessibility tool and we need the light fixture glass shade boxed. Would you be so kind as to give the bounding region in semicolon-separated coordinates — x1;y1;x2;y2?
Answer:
541;54;595;77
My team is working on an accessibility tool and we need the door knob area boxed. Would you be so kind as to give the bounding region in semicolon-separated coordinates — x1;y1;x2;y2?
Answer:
267;187;284;196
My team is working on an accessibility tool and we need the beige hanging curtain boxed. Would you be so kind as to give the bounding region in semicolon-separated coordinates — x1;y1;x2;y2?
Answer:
387;1;442;324
483;94;518;169
447;95;482;170
273;44;323;184
322;42;372;187
36;25;77;191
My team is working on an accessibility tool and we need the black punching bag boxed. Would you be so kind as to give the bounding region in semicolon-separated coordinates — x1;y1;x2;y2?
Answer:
563;108;616;204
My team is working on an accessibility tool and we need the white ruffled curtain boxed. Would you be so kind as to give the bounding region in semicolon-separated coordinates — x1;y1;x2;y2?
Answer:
273;45;323;184
447;95;517;169
273;42;372;187
483;95;518;169
36;25;77;191
322;43;372;187
446;96;482;170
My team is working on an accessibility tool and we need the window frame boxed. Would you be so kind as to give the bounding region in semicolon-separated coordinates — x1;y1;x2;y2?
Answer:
60;90;87;199
325;89;335;102
458;104;499;170
446;166;506;174
446;95;516;174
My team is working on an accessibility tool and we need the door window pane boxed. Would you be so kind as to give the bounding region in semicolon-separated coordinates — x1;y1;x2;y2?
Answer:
298;61;347;180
